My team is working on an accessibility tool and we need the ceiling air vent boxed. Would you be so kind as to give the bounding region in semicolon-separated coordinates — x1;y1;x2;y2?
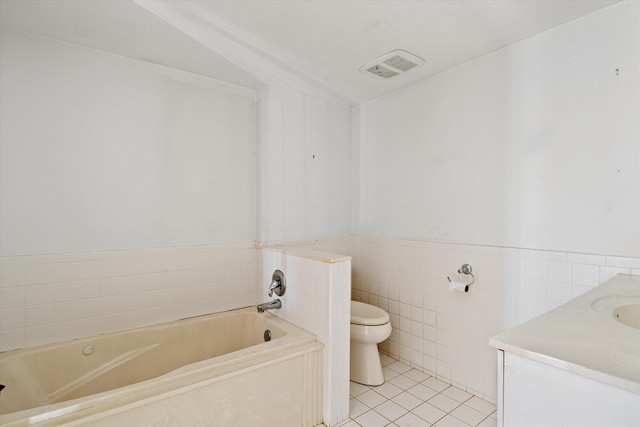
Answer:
360;50;424;79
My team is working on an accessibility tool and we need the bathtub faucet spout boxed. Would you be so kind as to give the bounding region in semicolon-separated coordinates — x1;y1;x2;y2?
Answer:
257;299;281;313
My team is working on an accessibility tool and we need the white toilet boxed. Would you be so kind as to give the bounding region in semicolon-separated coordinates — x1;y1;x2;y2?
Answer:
350;301;392;386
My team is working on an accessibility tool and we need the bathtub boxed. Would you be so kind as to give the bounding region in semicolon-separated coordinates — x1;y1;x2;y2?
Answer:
0;307;324;426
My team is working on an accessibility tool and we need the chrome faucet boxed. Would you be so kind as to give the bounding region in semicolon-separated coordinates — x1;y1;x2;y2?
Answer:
268;270;286;297
257;298;281;313
257;270;286;313
268;279;281;297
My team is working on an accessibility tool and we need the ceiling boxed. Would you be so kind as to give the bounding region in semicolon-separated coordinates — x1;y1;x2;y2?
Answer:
0;0;260;88
0;0;619;104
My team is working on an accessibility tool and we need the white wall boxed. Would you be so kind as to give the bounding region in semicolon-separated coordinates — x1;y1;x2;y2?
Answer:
0;30;257;256
1;5;637;412
0;30;259;351
257;86;351;244
347;1;640;404
354;1;640;257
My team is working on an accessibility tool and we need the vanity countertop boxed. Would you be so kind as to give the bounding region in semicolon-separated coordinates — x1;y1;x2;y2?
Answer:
489;274;640;394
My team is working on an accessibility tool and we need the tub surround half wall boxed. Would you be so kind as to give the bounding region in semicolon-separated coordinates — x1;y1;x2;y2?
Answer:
260;246;351;427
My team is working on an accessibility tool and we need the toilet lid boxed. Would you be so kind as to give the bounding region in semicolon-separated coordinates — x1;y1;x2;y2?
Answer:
351;301;390;326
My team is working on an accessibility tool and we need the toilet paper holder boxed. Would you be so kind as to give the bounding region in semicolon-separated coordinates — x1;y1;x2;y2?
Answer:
447;263;475;292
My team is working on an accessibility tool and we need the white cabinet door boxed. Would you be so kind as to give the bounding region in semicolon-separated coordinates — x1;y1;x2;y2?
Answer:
501;352;639;427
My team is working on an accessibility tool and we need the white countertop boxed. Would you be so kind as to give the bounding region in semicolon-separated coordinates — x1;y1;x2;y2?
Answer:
490;274;640;394
262;245;351;264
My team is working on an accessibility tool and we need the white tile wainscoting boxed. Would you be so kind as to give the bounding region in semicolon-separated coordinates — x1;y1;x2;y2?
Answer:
0;242;256;352
260;246;352;426
290;236;640;403
2;236;637;424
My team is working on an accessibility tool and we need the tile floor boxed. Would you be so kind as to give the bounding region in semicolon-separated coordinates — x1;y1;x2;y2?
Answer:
341;354;497;427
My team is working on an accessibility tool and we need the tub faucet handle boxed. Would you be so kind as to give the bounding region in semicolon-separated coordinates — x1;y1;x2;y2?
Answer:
268;270;286;297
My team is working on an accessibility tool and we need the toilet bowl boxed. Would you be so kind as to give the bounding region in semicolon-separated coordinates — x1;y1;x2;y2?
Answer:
350;301;392;386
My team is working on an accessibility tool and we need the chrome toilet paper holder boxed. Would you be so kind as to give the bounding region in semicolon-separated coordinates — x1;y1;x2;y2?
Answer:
447;263;475;292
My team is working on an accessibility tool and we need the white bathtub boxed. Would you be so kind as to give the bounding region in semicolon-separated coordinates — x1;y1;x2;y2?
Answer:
0;307;323;426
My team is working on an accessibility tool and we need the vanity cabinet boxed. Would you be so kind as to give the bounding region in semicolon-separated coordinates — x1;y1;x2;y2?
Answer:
496;349;639;427
490;275;640;427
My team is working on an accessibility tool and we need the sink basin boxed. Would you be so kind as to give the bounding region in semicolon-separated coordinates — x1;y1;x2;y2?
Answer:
614;303;640;330
592;296;640;330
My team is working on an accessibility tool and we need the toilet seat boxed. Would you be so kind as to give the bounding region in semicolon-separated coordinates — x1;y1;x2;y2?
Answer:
351;301;390;326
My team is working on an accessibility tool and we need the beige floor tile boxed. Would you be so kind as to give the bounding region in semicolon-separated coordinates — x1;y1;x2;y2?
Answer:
450;405;485;426
380;354;396;366
428;393;460;413
375;381;404;399
390;374;418;390
356;410;390;427
351;397;370;418
351;381;371;397
478;416;497;427
358;390;387;408
403;368;431;382
376;400;409;422
434;414;469;427
464;396;496;416
387;360;412;373
441;386;473;403
383;366;402;381
423;377;450;392
412;402;446;424
347;351;495;427
391;391;423;411
407;383;438;401
395;412;433;427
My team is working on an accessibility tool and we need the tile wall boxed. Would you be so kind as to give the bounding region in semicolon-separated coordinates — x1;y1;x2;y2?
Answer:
0;242;256;352
2;235;637;422
286;236;639;403
260;246;351;427
349;236;640;403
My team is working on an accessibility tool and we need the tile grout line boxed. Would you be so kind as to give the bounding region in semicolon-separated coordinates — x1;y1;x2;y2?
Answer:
347;352;497;427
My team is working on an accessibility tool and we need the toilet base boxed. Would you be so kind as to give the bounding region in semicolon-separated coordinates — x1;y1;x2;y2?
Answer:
350;341;384;386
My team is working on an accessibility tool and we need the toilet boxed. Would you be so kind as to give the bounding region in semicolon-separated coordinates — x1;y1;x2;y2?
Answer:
350;300;392;386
